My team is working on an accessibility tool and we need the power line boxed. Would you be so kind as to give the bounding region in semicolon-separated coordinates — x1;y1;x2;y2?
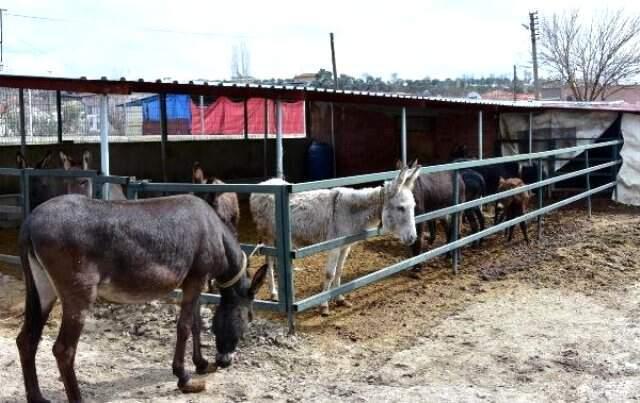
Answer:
5;11;252;38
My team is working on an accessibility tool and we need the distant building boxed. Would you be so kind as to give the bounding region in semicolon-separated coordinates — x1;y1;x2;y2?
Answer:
481;89;535;101
291;73;317;85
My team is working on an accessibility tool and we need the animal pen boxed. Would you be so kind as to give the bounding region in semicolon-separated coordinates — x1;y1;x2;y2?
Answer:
0;74;636;332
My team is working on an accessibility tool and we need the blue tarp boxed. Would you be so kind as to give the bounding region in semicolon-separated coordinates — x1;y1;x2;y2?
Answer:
125;94;192;122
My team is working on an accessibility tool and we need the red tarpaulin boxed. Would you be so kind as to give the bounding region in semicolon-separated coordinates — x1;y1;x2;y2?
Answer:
190;97;304;136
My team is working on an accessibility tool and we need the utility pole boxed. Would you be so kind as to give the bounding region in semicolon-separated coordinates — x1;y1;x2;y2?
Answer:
513;64;517;101
330;32;339;90
0;8;6;71
528;11;541;100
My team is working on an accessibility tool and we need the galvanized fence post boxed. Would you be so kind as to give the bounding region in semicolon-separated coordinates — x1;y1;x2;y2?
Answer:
612;143;619;202
537;159;543;239
585;149;592;218
451;169;460;274
275;185;296;333
20;169;30;218
126;180;140;200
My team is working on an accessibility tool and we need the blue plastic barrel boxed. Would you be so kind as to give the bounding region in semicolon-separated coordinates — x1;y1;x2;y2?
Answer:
306;141;334;180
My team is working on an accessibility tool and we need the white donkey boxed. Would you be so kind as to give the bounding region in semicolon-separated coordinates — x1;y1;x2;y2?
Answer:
250;163;421;315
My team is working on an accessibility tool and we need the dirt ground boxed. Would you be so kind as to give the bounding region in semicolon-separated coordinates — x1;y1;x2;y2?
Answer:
1;201;640;402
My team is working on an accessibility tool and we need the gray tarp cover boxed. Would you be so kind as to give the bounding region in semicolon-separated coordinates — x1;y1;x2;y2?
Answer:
500;111;618;171
617;113;640;205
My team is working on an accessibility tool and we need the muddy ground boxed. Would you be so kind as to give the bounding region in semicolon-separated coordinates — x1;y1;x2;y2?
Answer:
1;201;640;402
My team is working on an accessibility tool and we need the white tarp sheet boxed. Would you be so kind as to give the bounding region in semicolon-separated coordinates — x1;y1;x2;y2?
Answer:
500;111;618;171
616;113;640;205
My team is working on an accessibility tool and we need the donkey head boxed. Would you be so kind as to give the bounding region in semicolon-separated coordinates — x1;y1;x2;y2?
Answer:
16;151;57;209
59;150;93;197
213;259;268;368
382;160;421;245
192;161;222;207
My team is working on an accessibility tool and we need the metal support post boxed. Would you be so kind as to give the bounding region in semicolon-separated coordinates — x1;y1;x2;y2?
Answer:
243;98;249;139
612;143;619;201
537;159;543;239
275;186;295;333
585;149;592;218
330;102;336;177
263;98;268;178
276;99;284;178
478;111;483;159
56;90;63;143
19;88;26;157
451;169;460;274
126;180;139;200
159;93;168;183
401;107;407;165
528;112;533;163
100;94;110;200
199;95;205;135
20;169;30;218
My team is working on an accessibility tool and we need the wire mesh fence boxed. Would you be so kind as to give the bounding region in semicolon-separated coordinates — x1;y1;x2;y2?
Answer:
0;87;306;144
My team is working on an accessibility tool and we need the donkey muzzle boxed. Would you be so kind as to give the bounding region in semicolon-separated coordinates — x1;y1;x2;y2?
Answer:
215;352;233;368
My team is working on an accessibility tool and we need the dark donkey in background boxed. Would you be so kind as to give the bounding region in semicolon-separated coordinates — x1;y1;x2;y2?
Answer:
59;150;127;200
17;194;267;402
450;145;519;224
399;160;466;272
16;150;126;211
16;151;93;211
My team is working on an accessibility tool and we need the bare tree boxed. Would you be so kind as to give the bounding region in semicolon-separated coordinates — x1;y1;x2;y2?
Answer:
231;42;251;80
540;9;640;101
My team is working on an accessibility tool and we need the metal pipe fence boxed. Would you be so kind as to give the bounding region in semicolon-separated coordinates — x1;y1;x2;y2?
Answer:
0;139;623;333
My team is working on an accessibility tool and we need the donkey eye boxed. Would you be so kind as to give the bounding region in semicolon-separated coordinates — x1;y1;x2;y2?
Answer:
397;206;406;212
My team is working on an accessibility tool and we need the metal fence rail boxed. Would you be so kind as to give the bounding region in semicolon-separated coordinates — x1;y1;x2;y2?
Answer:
0;139;623;333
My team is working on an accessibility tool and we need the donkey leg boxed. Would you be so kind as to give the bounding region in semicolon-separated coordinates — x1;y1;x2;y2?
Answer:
320;250;341;317
334;246;353;307
520;220;529;245
410;222;425;273
475;207;486;246
173;278;207;393
427;220;437;245
53;287;97;403
17;265;57;403
267;256;278;301
191;299;215;375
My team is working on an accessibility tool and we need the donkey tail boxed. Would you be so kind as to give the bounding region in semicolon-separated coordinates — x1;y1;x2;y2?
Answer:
18;218;43;335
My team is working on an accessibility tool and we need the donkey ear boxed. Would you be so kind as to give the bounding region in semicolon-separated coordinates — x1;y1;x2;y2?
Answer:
81;150;92;170
192;162;205;184
390;164;409;195
37;151;53;169
404;164;422;190
16;152;28;169
410;159;418;169
59;151;71;170
249;264;269;296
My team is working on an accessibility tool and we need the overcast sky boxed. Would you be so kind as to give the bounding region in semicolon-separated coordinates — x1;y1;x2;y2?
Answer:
2;0;640;81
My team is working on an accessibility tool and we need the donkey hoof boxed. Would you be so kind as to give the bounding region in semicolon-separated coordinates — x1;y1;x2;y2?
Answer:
336;299;352;308
196;361;218;374
320;306;330;317
270;292;279;301
179;378;206;394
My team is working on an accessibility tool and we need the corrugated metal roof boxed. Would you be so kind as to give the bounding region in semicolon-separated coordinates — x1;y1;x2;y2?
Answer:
2;74;640;113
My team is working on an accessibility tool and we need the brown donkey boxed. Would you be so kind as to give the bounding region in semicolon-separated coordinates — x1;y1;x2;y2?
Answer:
496;177;531;244
192;162;240;234
17;194;267;402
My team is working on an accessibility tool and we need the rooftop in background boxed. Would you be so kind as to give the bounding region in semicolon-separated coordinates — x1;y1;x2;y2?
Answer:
481;89;535;101
2;74;640;114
